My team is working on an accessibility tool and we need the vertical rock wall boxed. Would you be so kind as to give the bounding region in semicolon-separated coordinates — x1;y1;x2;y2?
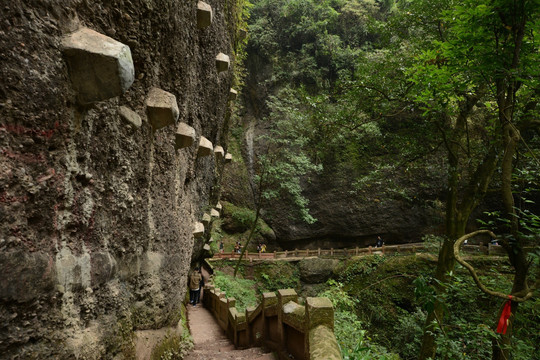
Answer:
0;0;238;358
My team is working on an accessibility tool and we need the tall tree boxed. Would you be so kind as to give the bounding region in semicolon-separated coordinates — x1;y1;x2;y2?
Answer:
407;1;540;358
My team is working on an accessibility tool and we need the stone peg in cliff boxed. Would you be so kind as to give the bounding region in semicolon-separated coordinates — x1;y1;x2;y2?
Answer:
201;213;211;227
229;88;238;101
175;122;196;149
193;222;205;238
62;27;135;104
197;1;213;28
215;202;222;212
210;208;220;218
216;53;230;73
197;136;213;157
214;145;224;160
224;153;232;163
145;88;179;130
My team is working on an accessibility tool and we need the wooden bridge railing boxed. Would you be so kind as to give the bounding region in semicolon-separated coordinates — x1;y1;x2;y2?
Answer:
203;285;341;360
212;242;512;261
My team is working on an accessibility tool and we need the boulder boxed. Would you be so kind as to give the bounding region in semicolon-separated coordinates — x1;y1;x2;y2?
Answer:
197;136;213;157
175;122;196;149
197;1;213;28
298;258;339;284
145;87;179;130
215;53;230;72
118;106;142;128
62;27;134;104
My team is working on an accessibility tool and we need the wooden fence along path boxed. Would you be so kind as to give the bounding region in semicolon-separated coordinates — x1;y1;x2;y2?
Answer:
212;242;508;261
202;285;341;360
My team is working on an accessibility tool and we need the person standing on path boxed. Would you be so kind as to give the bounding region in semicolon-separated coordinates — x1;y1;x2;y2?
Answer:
189;267;202;306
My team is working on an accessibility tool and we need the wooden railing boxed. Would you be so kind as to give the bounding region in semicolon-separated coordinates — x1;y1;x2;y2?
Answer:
212;242;512;261
203;285;341;360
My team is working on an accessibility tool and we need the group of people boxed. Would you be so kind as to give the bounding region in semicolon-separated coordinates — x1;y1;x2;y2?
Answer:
256;242;267;253
233;241;243;254
189;267;204;306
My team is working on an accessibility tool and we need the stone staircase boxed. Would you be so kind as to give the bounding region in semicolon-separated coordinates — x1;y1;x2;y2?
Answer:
184;304;275;360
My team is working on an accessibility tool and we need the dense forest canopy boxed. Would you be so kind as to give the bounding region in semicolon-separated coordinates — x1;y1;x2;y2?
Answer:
226;0;540;359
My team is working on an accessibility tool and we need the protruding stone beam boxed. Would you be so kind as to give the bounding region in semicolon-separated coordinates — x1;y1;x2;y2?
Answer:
175;122;196;149
210;208;220;218
118;106;141;128
62;27;135;104
193;222;204;237
225;153;232;163
145;88;179;130
229;88;237;101
197;1;213;28
203;244;211;252
197;136;213;157
216;202;222;211
216;53;230;73
201;213;211;227
214;145;224;160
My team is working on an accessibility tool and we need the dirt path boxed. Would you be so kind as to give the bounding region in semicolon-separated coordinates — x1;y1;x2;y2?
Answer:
184;303;275;360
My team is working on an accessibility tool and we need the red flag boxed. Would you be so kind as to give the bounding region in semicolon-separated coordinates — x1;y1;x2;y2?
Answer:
496;296;513;334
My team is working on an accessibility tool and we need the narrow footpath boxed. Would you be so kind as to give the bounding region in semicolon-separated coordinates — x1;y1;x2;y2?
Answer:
184;303;275;360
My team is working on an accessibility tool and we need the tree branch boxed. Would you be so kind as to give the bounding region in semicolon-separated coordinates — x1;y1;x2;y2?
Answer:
453;230;539;302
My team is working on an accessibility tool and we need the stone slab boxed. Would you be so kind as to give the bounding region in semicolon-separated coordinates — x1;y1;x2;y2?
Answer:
62;27;135;104
229;88;237;100
210;208;220;218
224;153;232;163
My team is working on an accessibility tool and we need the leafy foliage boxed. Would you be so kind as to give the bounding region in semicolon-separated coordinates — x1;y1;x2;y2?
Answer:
213;271;259;312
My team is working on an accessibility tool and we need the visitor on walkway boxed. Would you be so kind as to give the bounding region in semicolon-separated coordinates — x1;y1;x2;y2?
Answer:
376;236;384;248
189;267;202;306
219;240;224;253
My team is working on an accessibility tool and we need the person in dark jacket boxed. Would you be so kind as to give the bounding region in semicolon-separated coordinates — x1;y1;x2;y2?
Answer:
189;267;202;306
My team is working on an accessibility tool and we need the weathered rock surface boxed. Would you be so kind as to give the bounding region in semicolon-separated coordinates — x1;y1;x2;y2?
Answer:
0;1;236;358
62;27;135;104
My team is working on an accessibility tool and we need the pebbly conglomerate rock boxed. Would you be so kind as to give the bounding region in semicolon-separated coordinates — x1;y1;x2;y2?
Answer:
0;1;237;358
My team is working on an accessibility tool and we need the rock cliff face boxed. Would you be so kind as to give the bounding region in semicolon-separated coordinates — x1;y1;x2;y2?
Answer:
0;0;240;358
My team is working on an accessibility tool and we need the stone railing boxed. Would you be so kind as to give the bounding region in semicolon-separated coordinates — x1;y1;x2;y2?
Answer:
203;286;341;360
212;242;515;261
